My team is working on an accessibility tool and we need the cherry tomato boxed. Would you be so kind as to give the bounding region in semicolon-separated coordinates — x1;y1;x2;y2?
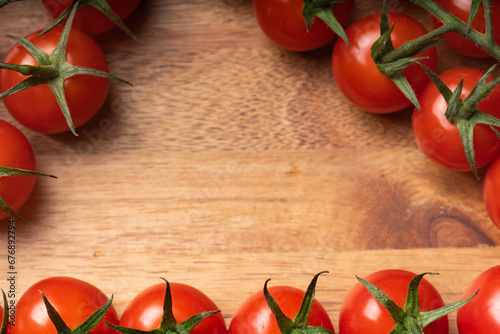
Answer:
339;269;447;333
412;67;500;172
0;27;110;134
430;0;500;58
118;282;226;334
41;0;141;36
12;276;118;334
483;156;500;229
332;11;438;114
253;0;354;52
0;120;37;221
228;285;334;333
457;265;500;333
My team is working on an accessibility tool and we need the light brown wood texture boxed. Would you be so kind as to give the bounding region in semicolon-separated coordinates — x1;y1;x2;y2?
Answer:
0;0;499;332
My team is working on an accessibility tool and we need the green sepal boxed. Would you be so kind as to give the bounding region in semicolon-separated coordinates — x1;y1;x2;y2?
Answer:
0;290;8;334
6;35;51;65
106;278;221;334
40;0;140;42
419;63;453;101
358;272;477;334
445;78;465;121
356;275;406;324
0;166;56;178
41;291;114;334
0;0;22;9
468;0;483;31
0;167;56;223
302;0;349;47
0;0;131;136
263;271;334;334
0;196;27;223
419;290;478;328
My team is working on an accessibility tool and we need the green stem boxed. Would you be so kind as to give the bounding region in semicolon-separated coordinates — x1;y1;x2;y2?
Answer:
382;0;500;62
461;75;500;118
484;0;495;44
381;24;452;63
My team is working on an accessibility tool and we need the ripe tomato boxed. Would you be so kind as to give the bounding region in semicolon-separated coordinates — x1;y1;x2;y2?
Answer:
0;27;110;134
339;270;447;333
118;281;226;334
12;276;118;334
0;120;36;221
228;285;334;333
41;0;141;37
430;0;500;58
332;11;438;114
457;265;500;333
253;0;354;52
483;156;500;229
412;67;500;172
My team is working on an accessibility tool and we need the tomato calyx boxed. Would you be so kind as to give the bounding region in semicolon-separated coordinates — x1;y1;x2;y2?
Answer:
302;0;349;47
107;278;221;334
40;0;140;42
264;271;333;334
41;290;114;333
0;0;131;136
371;1;443;113
0;166;56;223
358;272;477;334
420;63;500;178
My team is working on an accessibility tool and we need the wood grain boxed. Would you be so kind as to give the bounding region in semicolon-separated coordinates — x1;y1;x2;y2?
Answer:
0;0;499;332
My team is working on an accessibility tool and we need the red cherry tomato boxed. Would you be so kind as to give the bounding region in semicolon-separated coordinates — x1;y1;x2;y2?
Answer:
0;120;36;221
228;285;334;333
412;67;500;172
253;0;354;52
12;276;118;334
41;0;141;36
118;282;227;334
339;269;448;333
457;265;500;333
0;27;110;134
430;0;500;58
332;11;438;114
483;156;500;229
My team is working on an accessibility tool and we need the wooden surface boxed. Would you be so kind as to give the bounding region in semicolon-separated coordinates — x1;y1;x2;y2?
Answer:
1;0;500;332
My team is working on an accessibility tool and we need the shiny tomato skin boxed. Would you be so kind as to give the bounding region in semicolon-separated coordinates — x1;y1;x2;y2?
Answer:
457;265;500;333
412;68;500;172
41;0;141;36
0;27;110;134
0;120;36;221
339;270;447;334
483;157;500;229
12;276;119;334
118;282;227;334
228;285;335;333
332;11;438;114
430;0;500;58
253;0;354;52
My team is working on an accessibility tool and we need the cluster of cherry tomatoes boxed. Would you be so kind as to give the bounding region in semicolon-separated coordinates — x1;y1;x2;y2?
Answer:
1;265;499;333
253;0;500;230
0;0;141;222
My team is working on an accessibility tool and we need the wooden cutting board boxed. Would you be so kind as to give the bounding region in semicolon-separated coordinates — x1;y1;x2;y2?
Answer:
0;0;499;332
